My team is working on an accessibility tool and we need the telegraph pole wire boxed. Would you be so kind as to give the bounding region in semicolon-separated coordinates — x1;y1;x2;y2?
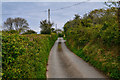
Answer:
51;0;90;12
2;1;89;15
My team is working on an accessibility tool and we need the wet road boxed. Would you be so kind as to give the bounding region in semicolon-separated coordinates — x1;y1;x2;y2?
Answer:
47;38;106;78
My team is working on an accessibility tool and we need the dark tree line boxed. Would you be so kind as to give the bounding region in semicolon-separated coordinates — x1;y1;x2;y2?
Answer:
3;17;56;34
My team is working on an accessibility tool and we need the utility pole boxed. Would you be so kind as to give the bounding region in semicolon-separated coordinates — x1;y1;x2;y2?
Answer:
56;24;58;34
48;9;50;24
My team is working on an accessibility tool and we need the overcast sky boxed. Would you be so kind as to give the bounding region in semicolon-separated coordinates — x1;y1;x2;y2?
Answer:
2;2;108;33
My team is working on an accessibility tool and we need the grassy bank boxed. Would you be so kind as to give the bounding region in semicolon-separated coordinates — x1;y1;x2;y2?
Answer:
2;32;57;78
65;38;120;79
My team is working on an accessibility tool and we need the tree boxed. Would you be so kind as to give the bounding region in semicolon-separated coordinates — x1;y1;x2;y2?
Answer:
3;17;29;33
14;17;29;31
74;14;80;20
105;1;119;8
40;20;53;34
51;28;56;33
4;18;14;30
105;1;120;30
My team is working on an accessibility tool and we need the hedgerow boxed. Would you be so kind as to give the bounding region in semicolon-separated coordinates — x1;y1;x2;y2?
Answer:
64;7;120;79
2;32;57;78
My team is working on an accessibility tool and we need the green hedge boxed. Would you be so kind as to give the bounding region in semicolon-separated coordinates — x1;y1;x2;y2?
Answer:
2;33;57;79
64;7;120;79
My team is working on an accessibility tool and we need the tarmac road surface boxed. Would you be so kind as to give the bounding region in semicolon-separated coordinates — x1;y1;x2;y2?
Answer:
46;38;106;78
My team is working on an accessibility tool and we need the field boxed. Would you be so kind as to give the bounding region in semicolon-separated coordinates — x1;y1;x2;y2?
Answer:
2;32;57;78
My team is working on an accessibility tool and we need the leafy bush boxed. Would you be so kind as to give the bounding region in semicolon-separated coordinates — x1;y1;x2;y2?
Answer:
41;30;51;34
22;30;37;34
58;33;64;37
2;30;19;34
2;33;57;78
100;22;120;46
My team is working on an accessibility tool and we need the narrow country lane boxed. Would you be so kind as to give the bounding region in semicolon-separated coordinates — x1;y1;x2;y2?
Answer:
47;38;106;78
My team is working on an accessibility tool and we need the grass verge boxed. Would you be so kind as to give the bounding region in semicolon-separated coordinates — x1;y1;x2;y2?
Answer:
65;40;120;79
